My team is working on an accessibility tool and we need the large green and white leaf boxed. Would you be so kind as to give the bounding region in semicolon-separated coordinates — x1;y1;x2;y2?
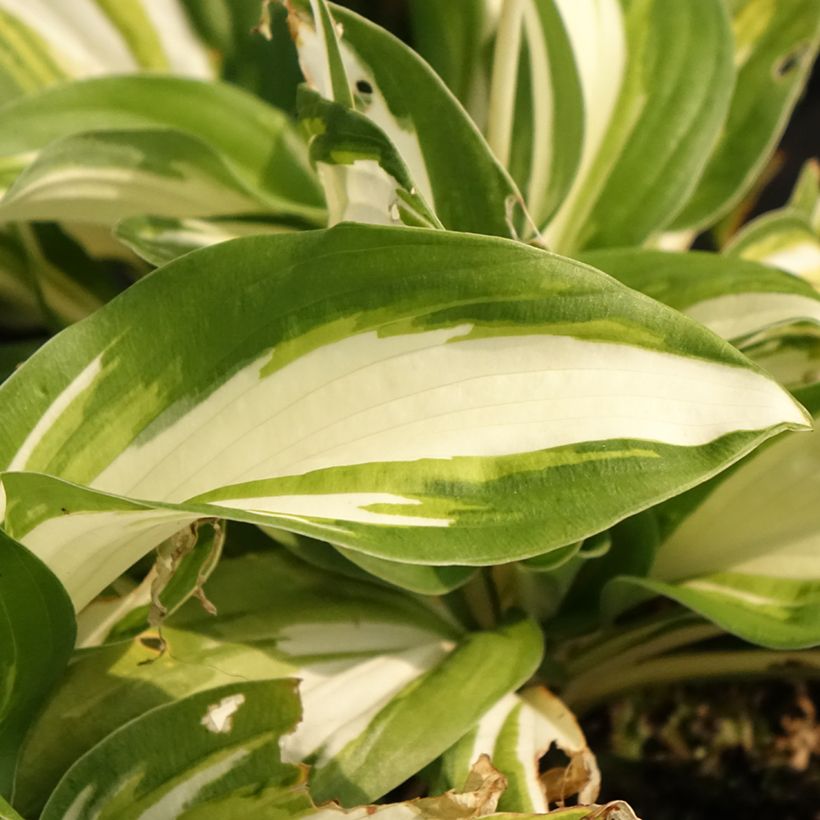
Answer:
288;0;522;237
608;382;820;649
0;0;212;104
543;0;733;252
496;0;584;228
0;129;269;227
39;678;308;820
16;547;543;812
671;0;820;231
440;687;599;813
0;75;324;221
0;225;809;610
0;530;75;801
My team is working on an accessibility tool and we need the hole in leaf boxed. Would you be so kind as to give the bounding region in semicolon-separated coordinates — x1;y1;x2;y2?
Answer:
774;44;808;79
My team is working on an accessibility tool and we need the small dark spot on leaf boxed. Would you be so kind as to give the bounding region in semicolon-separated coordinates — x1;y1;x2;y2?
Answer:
356;79;373;94
60;507;69;514
774;45;807;78
139;635;165;652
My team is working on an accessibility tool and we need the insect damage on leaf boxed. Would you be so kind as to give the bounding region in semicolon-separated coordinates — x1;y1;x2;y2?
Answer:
200;693;246;734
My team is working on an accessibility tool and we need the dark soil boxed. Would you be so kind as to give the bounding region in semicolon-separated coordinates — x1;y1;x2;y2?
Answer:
582;681;820;819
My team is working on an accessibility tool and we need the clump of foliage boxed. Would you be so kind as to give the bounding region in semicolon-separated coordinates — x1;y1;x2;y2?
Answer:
0;0;819;817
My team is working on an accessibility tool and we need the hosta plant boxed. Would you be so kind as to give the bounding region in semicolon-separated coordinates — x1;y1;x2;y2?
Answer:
1;0;819;817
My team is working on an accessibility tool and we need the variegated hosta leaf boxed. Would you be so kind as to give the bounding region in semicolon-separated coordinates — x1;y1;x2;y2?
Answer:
609;382;820;649
0;225;809;610
287;0;522;237
408;0;491;113
725;160;820;290
440;688;599;813
542;0;734;252
15;548;542;813
0;129;270;227
728;213;820;291
582;248;820;387
500;0;584;228
0;75;323;221
582;248;820;344
0;0;212;104
39;679;308;820
115;214;299;267
0;530;75;800
297;87;442;229
671;0;820;231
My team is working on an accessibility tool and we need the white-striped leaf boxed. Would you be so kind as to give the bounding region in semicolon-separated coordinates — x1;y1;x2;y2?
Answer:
15;547;542;813
728;213;820;291
0;530;75;801
440;688;599;813
0;0;212;103
671;0;820;231
0;225;809;611
542;0;734;252
39;678;308;820
581;248;820;345
495;0;584;229
0;129;270;227
287;0;522;237
607;382;820;649
0;75;324;223
725;160;820;290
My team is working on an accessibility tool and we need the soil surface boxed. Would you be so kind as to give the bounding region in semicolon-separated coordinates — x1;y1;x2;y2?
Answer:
582;681;820;819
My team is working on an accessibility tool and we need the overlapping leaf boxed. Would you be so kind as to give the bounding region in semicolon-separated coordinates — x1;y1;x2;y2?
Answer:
542;0;734;251
671;0;820;230
0;0;212;104
439;688;599;812
287;0;521;237
0;75;324;224
0;530;75;801
15;547;542;814
605;383;820;649
0;225;808;610
726;160;820;290
40;679;308;820
583;248;820;388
